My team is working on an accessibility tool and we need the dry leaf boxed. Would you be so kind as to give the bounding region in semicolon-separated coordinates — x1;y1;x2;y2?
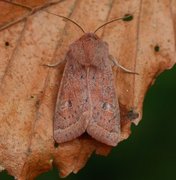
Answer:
0;0;175;179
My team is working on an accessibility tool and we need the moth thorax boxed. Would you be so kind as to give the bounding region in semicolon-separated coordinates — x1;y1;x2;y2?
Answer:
78;57;100;67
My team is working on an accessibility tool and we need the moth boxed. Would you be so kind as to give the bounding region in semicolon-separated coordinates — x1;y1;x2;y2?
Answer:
46;13;136;146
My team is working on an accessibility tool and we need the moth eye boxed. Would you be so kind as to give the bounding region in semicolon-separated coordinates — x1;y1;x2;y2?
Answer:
80;75;84;79
102;102;114;111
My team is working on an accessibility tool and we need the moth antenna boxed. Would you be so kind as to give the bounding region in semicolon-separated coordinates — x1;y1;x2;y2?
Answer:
44;10;85;33
94;14;133;34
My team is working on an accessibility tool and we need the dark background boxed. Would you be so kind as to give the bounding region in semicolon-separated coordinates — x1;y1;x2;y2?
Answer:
1;66;176;180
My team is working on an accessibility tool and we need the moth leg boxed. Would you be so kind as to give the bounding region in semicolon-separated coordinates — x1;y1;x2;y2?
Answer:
42;59;66;68
109;55;139;75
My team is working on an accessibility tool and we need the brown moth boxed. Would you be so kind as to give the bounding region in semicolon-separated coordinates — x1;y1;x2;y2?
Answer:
47;14;136;147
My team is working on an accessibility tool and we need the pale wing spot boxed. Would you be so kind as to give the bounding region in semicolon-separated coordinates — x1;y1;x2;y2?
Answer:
101;102;115;112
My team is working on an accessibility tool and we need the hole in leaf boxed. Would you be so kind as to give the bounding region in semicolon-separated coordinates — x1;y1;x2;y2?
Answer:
154;45;160;52
5;41;10;46
127;109;139;120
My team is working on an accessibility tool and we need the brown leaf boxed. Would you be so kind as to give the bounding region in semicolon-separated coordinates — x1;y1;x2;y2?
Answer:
0;0;175;179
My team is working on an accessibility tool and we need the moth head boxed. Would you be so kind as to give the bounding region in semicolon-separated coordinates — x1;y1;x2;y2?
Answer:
69;33;109;67
53;13;132;67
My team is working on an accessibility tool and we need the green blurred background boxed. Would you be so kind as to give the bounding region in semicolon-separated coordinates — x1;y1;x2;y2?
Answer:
1;66;176;180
